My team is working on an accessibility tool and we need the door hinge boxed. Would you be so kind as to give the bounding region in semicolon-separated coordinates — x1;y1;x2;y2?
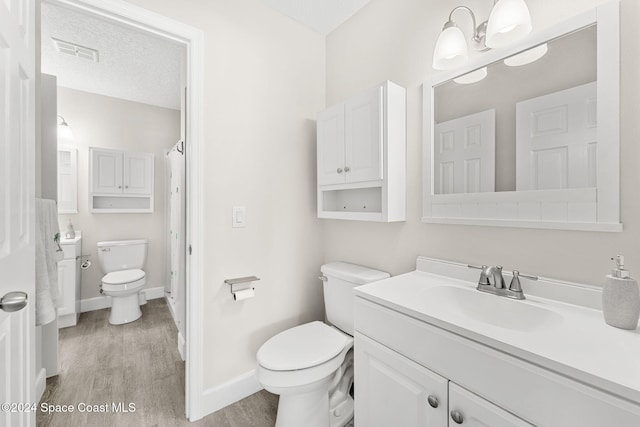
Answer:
188;244;192;255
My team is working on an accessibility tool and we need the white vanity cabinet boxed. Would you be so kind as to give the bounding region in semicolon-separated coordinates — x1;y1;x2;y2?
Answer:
90;147;154;212
355;333;532;427
354;261;640;427
57;235;81;328
317;81;405;222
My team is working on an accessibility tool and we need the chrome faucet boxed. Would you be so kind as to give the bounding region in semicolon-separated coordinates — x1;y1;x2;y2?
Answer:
468;265;538;300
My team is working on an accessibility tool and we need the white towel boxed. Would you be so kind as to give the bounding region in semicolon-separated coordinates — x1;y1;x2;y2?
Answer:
35;199;63;326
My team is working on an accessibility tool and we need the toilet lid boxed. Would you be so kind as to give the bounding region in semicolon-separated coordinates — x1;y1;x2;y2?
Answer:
103;269;145;285
257;321;350;371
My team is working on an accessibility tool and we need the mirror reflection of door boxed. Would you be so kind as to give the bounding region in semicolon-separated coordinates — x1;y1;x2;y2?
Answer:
434;109;495;194
516;82;597;190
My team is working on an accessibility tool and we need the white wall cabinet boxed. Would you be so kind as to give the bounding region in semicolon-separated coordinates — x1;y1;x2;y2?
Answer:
355;333;531;427
90;147;154;213
57;235;81;328
317;81;405;222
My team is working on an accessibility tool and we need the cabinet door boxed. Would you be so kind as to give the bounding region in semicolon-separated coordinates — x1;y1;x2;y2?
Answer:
123;152;154;194
57;259;75;318
345;85;383;184
91;148;123;194
317;103;346;186
448;383;533;427
355;334;448;427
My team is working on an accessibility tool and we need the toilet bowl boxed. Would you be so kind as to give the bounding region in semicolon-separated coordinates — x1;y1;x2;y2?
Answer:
97;240;148;325
256;262;390;427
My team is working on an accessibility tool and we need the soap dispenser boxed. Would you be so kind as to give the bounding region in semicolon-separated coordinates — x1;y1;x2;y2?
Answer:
64;219;76;239
602;255;640;330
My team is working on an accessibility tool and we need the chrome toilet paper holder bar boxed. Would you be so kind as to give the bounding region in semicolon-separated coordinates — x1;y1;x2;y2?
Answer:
224;276;260;294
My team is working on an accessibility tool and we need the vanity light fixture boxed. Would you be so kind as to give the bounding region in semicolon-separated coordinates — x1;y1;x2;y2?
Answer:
432;0;533;70
453;67;488;84
504;43;548;66
57;115;74;140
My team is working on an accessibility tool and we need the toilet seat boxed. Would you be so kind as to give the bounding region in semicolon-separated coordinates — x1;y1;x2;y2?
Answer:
257;321;351;371
101;269;146;292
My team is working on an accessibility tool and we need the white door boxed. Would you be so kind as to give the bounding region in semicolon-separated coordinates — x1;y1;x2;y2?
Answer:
345;85;383;184
317;103;346;186
449;383;534;426
516;82;597;190
90;148;123;194
355;334;448;427
0;0;36;426
124;152;153;194
433;109;495;194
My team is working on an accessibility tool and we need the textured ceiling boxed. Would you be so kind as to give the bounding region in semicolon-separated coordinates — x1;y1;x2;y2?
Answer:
41;2;184;110
260;0;371;34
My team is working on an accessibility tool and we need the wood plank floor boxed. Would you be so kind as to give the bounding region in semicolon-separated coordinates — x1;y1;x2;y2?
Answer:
37;298;278;427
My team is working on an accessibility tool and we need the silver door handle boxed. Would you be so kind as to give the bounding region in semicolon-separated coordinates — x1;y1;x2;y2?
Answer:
0;291;28;312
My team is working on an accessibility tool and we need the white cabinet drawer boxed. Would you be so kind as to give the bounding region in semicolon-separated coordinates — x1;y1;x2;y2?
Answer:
355;298;640;427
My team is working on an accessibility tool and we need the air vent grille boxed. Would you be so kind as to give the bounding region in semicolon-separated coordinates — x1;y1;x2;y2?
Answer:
51;37;99;62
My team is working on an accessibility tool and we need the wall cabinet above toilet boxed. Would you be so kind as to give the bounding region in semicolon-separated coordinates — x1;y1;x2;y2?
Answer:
317;81;406;222
89;147;154;213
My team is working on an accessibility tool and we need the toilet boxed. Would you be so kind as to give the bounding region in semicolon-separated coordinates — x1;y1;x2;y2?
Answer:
97;239;148;325
256;262;390;427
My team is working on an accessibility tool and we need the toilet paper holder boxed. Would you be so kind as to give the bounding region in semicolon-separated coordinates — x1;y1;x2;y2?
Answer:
224;276;260;296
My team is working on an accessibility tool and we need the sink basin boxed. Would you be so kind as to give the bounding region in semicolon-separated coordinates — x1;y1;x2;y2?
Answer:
423;285;563;332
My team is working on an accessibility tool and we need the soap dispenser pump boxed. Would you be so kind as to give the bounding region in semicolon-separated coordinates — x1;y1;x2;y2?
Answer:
602;255;640;330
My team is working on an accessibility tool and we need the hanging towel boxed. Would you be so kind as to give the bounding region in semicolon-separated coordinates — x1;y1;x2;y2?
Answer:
35;198;63;326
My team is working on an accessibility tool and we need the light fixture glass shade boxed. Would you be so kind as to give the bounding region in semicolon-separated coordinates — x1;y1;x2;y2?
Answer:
432;23;469;70
453;67;488;84
57;115;74;140
485;0;532;48
504;43;548;66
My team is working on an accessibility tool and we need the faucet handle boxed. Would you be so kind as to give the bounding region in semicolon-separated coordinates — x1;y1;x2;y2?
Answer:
509;270;538;292
468;264;490;285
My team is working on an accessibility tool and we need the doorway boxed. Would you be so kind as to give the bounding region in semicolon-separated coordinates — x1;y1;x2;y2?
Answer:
40;0;204;421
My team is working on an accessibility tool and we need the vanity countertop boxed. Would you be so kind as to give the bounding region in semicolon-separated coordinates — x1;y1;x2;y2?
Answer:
354;265;640;405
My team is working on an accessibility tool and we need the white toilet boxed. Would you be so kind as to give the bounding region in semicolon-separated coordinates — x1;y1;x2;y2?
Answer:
97;239;148;325
256;262;390;427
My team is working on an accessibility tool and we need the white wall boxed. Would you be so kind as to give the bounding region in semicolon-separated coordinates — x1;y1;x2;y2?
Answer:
123;0;327;390
56;87;180;299
324;0;640;287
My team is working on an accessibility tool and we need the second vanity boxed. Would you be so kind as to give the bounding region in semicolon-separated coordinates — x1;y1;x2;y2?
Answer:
353;257;640;426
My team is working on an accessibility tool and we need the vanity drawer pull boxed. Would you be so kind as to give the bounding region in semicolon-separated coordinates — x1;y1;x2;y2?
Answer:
427;395;439;408
450;410;464;424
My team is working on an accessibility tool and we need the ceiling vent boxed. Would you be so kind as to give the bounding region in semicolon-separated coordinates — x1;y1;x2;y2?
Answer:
51;37;99;62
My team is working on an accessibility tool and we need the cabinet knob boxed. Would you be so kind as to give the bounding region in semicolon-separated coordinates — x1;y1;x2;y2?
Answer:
344;166;350;172
125;185;129;189
450;410;464;424
427;395;439;408
118;185;122;189
337;168;343;174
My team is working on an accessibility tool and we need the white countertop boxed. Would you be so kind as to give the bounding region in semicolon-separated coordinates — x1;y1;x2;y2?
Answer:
355;267;640;405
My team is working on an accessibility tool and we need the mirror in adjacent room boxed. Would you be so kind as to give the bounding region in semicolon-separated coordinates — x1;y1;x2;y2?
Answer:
423;2;621;231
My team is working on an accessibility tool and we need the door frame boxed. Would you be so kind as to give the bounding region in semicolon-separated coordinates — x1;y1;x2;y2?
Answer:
47;0;205;420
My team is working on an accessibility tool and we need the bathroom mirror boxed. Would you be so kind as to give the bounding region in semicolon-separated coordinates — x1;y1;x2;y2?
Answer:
422;2;621;231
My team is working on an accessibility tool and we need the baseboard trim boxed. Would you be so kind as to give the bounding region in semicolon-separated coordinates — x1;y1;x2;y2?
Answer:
80;286;165;313
36;368;46;403
201;370;262;417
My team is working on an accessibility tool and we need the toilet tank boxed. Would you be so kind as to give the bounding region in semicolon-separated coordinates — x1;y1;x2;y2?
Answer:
97;239;148;273
321;262;390;335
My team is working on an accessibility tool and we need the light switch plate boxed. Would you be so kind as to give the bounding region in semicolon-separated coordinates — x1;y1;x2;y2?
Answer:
232;206;246;228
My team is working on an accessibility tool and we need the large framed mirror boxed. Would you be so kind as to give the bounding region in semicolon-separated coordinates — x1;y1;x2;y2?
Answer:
422;1;621;232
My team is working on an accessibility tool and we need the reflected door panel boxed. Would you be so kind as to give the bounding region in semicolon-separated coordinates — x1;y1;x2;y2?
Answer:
516;82;597;190
434;109;495;194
